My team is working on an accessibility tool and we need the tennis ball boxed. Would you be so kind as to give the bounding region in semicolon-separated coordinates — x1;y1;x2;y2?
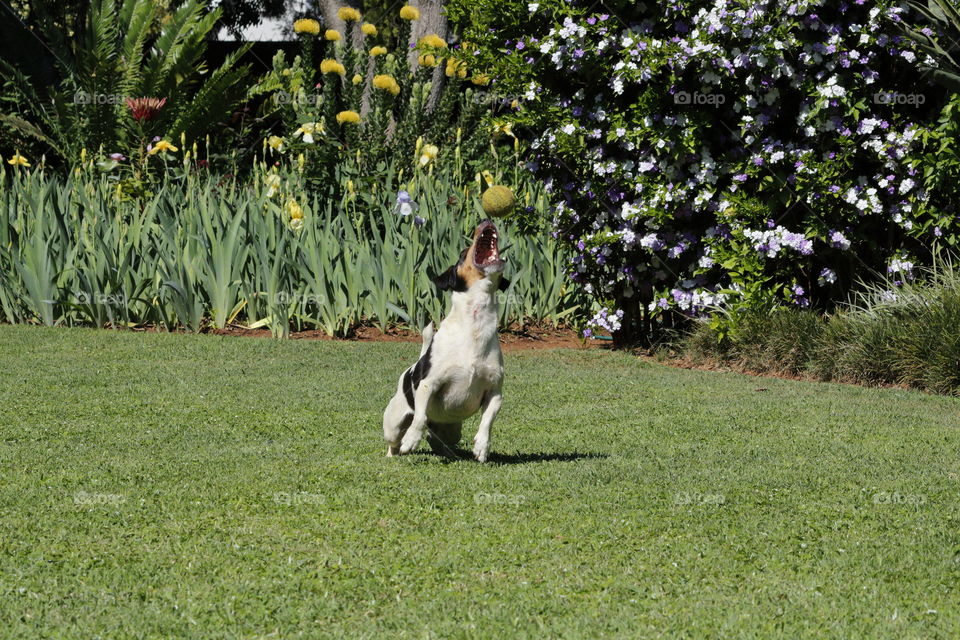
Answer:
481;185;515;218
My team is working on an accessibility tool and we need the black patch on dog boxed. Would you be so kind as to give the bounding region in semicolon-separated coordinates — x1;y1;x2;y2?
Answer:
402;342;433;408
432;248;469;293
432;264;467;292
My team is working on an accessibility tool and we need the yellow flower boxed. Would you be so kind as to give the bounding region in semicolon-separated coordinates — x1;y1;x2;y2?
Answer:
370;46;388;57
445;58;466;78
352;73;363;85
337;6;361;22
492;120;514;138
471;73;490;86
7;152;30;167
399;5;420;20
294;122;322;143
336;110;361;124
420;34;446;49
325;29;341;41
418;54;437;67
267;135;285;152
147;140;178;155
372;74;400;96
418;144;439;166
293;18;321;35
320;59;346;75
481;170;495;186
287;199;304;219
361;22;377;36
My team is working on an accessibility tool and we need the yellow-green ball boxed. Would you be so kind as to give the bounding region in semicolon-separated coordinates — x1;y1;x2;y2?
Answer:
481;185;515;218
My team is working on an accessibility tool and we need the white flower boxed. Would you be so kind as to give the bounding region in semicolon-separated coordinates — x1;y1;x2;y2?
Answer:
528;2;539;12
818;76;846;98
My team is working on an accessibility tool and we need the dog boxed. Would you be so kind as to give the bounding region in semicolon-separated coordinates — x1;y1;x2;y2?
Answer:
383;219;509;462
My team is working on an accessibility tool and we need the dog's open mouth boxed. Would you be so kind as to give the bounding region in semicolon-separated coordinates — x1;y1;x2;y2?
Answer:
473;221;503;271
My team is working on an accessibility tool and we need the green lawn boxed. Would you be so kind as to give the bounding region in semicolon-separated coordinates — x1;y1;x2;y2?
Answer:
1;326;959;638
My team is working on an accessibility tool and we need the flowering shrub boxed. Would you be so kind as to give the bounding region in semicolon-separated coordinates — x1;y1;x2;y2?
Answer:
448;0;957;342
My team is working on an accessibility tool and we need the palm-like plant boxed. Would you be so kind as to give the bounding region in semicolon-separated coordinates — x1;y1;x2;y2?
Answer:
0;0;251;165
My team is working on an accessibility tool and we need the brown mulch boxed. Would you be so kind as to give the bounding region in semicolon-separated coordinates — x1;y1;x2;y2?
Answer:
203;323;604;351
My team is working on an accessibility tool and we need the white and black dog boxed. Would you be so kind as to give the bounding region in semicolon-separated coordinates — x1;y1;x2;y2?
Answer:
383;219;509;462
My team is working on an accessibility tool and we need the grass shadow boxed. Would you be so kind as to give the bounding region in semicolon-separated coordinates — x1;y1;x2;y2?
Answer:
415;447;609;465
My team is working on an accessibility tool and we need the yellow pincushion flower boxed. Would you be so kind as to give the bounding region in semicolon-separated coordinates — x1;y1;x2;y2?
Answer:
325;29;341;41
352;73;363;85
320;59;346;75
372;74;400;96
420;34;446;49
147;140;178;155
418;54;437;67
337;6;361;22
361;22;377;36
399;5;420;20
336;110;361;124
293;18;320;35
7;152;30;167
370;46;388;57
471;73;490;86
445;58;467;78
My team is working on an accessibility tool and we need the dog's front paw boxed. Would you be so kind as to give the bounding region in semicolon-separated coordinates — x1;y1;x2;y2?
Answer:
399;431;422;455
472;439;490;463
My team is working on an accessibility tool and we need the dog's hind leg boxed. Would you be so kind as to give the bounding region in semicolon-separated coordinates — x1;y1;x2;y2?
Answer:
383;395;413;457
427;422;463;457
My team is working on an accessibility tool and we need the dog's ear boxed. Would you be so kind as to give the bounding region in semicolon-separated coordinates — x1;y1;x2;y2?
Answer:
498;275;511;292
432;265;465;292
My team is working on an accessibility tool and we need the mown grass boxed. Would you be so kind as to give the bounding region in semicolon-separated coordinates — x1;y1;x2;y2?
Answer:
1;325;959;638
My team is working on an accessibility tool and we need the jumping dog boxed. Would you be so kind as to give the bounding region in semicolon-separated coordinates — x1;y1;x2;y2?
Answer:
382;219;509;462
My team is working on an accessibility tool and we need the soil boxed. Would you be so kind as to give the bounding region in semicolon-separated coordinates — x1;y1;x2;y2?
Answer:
203;323;605;351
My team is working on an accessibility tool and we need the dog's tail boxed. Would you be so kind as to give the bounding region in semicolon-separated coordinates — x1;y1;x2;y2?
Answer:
419;322;435;357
